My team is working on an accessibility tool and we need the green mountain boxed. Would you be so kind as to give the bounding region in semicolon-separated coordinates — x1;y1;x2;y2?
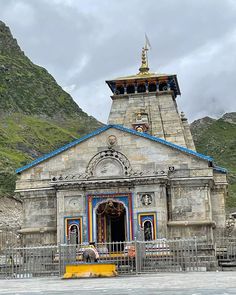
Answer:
191;113;236;211
0;21;102;195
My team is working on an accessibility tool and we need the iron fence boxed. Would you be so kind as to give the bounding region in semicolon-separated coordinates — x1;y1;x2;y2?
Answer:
59;241;137;276
135;239;199;273
215;237;236;270
0;246;58;279
0;238;236;279
58;238;217;276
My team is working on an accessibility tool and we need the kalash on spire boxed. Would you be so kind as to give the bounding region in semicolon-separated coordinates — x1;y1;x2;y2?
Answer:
106;35;180;98
138;34;151;75
106;36;195;151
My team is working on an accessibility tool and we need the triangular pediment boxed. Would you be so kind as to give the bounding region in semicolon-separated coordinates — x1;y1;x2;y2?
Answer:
16;124;214;174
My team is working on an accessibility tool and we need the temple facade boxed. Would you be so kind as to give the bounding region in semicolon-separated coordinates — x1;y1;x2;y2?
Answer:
15;47;228;245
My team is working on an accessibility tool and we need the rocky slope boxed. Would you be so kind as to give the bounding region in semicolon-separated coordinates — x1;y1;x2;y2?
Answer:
191;112;236;211
0;20;102;197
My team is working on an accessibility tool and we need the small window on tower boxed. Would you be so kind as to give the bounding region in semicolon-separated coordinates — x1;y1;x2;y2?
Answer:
159;82;168;91
137;83;146;93
115;86;124;95
127;84;135;94
148;83;157;92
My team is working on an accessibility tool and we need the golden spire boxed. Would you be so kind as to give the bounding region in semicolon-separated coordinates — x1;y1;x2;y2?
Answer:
138;46;149;75
138;34;151;75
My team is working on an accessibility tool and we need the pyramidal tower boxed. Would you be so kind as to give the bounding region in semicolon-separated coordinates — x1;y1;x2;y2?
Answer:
106;44;195;150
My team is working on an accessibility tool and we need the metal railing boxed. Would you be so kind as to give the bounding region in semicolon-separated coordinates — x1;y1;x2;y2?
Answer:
215;237;236;270
136;239;199;273
0;238;235;279
58;238;217;276
59;241;137;276
0;246;58;279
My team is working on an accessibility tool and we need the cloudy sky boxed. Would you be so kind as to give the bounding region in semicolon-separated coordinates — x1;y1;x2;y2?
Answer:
0;0;236;123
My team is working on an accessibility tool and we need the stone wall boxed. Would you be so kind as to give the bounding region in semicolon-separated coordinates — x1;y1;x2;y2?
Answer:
16;128;209;190
211;172;227;228
15;127;227;245
18;190;57;245
0;196;22;229
108;91;191;148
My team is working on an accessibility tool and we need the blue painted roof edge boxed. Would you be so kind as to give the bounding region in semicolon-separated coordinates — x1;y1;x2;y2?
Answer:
113;124;213;161
16;124;213;174
15;125;110;174
213;166;228;174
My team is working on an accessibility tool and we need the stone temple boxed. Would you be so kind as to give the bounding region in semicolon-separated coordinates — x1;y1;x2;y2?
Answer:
15;46;228;246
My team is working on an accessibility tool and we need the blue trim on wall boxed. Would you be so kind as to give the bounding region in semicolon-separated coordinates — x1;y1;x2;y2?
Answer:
16;125;110;174
137;211;158;239
85;192;131;242
213;166;227;174
16;124;214;174
64;216;83;244
91;195;130;242
113;125;213;161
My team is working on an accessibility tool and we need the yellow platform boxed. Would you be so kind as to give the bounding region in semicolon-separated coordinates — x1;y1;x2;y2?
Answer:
63;263;117;279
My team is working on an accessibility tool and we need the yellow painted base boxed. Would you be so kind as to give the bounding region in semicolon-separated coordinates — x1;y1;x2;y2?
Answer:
63;263;117;279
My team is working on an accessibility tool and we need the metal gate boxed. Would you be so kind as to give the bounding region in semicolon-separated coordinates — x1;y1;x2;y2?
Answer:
0;238;222;279
135;239;199;273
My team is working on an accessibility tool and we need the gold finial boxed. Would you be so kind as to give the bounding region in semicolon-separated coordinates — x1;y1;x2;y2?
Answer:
138;46;149;74
138;35;151;75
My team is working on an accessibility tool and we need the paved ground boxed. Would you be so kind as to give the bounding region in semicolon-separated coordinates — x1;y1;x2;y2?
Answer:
0;272;236;294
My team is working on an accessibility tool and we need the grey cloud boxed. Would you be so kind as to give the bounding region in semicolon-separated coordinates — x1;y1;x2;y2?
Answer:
0;0;236;122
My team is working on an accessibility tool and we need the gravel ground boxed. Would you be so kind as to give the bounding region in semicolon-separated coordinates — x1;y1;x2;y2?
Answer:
0;272;236;295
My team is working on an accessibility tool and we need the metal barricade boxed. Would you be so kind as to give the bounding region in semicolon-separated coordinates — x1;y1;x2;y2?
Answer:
135;239;199;273
58;241;136;276
216;237;236;270
0;238;224;279
0;246;58;279
58;239;210;276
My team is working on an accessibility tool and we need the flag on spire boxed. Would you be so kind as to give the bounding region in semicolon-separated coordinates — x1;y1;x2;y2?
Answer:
145;33;151;50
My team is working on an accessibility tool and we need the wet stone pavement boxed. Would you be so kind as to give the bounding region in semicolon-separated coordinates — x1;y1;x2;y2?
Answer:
0;272;236;295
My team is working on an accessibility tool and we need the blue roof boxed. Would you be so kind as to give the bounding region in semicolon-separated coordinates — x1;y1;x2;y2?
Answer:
213;166;227;174
16;124;214;174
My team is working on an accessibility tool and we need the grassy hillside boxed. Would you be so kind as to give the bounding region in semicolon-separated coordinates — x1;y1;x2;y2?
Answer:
0;21;102;195
191;113;236;210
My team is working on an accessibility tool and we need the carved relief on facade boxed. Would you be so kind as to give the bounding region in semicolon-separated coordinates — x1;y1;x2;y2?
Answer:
138;192;155;207
86;149;132;178
94;158;123;177
107;135;117;148
64;195;82;212
141;194;153;206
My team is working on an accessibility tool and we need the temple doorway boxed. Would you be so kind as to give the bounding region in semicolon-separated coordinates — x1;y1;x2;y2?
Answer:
96;200;126;243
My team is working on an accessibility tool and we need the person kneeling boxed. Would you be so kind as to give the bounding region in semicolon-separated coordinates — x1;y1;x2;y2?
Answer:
82;242;99;263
